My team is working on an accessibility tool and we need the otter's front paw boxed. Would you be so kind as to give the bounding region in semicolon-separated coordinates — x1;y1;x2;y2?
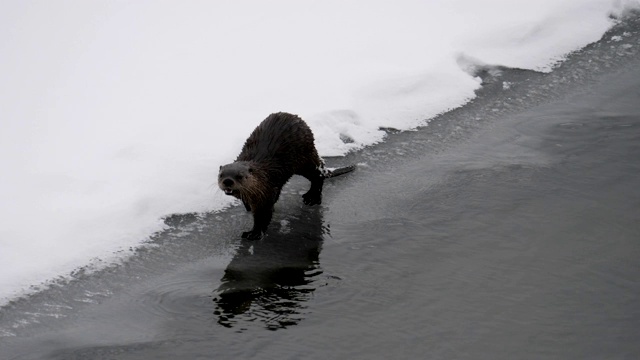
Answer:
302;193;322;206
241;230;263;240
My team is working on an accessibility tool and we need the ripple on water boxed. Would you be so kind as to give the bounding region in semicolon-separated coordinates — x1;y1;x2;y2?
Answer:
141;278;214;321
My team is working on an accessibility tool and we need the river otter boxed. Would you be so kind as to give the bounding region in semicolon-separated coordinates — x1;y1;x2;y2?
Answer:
219;112;355;240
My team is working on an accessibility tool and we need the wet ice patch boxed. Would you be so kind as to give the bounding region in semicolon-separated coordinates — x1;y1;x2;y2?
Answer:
279;219;291;235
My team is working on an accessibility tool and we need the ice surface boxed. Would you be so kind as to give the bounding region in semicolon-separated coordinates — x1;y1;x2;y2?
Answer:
0;0;635;304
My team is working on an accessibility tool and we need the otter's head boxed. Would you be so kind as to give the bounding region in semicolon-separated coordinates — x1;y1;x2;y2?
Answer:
218;161;254;197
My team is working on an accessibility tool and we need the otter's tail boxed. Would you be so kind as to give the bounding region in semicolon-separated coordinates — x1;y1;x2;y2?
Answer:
323;164;356;179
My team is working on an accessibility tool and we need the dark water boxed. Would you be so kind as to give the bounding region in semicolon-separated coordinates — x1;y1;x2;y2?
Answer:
2;16;640;360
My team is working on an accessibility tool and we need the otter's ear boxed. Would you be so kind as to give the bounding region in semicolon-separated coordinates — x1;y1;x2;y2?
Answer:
219;165;222;170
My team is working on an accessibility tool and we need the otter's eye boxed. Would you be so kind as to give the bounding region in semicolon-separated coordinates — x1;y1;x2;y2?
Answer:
248;168;253;173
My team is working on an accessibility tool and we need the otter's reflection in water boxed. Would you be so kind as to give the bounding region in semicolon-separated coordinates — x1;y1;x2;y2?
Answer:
213;205;326;330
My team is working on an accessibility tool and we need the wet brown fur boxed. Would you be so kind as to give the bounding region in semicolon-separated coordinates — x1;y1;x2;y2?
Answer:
218;112;329;240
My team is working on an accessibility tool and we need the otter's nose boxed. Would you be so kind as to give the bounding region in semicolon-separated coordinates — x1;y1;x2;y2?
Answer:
222;178;234;187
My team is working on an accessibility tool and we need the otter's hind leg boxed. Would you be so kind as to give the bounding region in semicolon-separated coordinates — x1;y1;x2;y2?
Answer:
300;167;324;206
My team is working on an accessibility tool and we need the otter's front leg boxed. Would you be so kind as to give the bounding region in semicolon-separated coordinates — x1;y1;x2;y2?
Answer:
242;205;273;240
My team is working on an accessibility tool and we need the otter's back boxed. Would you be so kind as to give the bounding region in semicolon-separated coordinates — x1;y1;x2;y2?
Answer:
237;113;320;167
